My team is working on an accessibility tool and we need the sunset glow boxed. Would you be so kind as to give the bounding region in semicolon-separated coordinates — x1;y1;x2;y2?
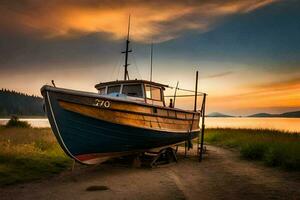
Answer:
0;0;299;115
0;0;280;42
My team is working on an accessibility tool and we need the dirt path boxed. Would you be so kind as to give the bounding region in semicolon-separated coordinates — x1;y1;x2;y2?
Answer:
1;145;299;200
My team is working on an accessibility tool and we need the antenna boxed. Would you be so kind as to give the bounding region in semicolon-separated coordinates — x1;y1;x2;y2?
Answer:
173;81;179;107
122;15;132;80
150;43;153;82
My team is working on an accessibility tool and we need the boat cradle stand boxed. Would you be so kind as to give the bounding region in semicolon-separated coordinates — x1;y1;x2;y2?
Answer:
132;147;178;168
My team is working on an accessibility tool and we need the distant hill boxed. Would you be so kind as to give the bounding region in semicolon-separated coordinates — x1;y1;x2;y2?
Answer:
207;110;300;118
207;112;233;117
248;111;300;118
0;89;45;117
248;113;273;117
279;111;300;118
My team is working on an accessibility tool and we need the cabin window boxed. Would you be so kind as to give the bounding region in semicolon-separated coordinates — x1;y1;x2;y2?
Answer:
122;84;143;98
146;85;162;101
98;87;106;95
107;85;121;94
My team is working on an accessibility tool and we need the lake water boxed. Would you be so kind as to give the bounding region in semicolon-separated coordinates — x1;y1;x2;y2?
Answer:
0;117;299;133
205;117;300;133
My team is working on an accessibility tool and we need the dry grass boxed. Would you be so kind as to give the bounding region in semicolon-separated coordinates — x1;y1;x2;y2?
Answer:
205;128;300;171
0;127;72;186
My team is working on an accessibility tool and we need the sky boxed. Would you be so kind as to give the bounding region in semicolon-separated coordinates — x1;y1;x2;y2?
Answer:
0;0;299;115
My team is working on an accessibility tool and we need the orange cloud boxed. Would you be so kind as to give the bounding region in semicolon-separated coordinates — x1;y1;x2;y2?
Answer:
0;0;280;42
208;76;300;112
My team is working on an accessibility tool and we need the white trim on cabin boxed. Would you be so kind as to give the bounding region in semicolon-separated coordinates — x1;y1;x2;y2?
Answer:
41;85;199;114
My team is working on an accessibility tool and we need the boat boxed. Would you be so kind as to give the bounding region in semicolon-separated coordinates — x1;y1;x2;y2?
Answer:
41;17;207;165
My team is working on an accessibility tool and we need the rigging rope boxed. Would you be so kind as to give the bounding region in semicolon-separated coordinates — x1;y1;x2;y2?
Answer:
131;49;142;80
167;86;206;95
110;53;123;80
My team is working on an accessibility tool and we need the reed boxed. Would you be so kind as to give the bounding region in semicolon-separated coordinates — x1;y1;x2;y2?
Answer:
0;127;72;186
204;128;300;171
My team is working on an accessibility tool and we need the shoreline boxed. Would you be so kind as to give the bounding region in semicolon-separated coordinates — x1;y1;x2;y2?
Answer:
1;117;300;132
1;116;300;119
0;116;47;119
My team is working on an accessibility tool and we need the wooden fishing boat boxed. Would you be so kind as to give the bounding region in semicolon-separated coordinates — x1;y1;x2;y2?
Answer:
41;18;206;165
41;80;202;164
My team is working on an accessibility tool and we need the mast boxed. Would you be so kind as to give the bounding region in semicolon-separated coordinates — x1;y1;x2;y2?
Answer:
122;15;132;80
194;71;199;112
150;43;153;82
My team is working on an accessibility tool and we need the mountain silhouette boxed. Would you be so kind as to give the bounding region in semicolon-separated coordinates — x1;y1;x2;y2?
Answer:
248;111;300;118
207;112;233;117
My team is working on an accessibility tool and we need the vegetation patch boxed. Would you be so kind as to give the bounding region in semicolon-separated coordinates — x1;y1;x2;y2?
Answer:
0;127;72;186
5;116;31;128
204;128;300;171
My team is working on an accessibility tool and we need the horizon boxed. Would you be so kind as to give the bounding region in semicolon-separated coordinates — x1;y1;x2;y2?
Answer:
1;87;299;117
0;0;299;115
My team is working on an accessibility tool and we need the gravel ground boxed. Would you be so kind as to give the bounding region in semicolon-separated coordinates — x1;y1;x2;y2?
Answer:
1;145;299;200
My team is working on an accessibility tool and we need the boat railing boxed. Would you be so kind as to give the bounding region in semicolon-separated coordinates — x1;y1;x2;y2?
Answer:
164;88;207;114
164;71;207;161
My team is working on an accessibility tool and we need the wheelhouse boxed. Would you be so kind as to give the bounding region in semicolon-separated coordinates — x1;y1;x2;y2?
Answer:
95;80;167;106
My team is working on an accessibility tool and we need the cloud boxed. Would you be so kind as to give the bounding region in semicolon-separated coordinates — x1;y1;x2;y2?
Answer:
0;0;280;43
250;77;300;92
203;71;233;79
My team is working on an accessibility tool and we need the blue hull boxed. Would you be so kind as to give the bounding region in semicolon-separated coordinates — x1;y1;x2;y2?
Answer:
42;87;199;164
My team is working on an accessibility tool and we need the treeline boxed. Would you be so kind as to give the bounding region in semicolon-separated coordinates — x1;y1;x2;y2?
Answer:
0;89;44;117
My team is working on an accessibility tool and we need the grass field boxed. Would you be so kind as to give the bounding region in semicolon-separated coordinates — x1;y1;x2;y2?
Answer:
205;128;300;171
0;127;72;186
